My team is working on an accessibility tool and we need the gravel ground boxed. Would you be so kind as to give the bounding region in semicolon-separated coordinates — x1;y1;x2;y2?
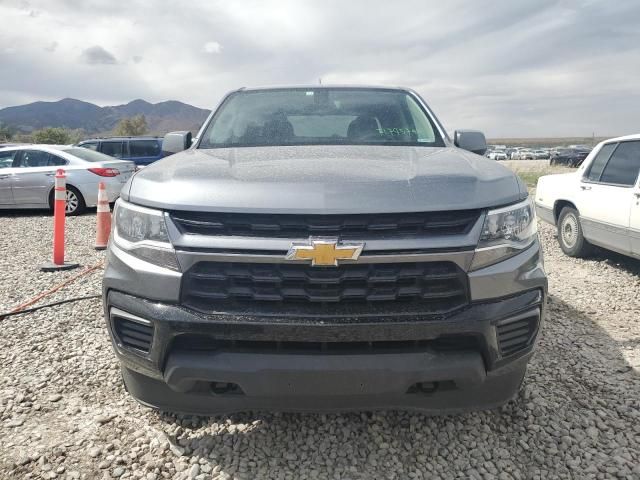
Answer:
0;209;639;480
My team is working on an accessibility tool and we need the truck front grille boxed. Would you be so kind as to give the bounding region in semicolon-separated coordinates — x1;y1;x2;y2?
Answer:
170;210;480;239
181;261;469;316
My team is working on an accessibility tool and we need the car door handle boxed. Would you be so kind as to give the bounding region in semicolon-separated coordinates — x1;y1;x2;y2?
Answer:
45;172;56;177
580;185;592;191
0;174;9;179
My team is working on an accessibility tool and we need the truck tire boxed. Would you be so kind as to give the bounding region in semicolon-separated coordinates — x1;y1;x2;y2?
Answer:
557;207;592;257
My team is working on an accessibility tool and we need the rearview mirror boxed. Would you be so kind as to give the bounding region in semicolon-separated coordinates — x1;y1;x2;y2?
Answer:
454;130;487;155
162;131;192;155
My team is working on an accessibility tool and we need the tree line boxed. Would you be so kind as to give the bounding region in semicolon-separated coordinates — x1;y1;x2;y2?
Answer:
0;114;148;144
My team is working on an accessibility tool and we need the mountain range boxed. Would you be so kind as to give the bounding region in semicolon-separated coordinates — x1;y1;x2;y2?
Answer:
0;98;211;135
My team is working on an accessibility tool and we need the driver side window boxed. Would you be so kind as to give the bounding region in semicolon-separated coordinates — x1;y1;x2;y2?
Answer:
599;141;640;186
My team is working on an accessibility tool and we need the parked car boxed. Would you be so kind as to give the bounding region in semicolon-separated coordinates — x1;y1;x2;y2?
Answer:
488;144;507;151
550;148;590;167
487;150;508;160
536;134;640;258
77;136;164;167
104;85;546;415
0;145;135;215
516;149;536;160
533;150;550;160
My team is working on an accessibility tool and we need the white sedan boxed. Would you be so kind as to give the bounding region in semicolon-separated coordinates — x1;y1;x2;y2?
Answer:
0;145;136;215
535;134;640;258
487;150;508;160
516;150;535;160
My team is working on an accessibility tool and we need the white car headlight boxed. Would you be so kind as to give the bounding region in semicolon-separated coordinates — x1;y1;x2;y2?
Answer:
470;197;537;270
113;199;179;271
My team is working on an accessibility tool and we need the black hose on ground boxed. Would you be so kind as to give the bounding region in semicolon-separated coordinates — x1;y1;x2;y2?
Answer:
0;294;101;321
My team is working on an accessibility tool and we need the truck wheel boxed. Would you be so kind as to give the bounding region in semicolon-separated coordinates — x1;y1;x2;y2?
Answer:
557;207;592;257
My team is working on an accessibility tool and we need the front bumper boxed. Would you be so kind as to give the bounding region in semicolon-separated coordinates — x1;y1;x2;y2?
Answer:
103;235;547;415
104;286;545;414
121;350;530;415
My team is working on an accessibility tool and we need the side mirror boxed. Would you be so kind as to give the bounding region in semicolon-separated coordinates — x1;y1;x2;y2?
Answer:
454;130;487;155
162;131;192;155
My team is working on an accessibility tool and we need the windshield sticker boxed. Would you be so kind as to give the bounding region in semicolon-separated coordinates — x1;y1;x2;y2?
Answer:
377;128;418;136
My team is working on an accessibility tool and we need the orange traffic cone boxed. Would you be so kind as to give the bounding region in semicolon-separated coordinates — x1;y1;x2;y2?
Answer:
95;182;112;250
41;169;80;271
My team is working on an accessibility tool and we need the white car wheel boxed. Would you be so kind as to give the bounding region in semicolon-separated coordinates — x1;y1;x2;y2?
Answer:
50;185;86;216
557;207;592;257
560;213;579;249
66;189;79;214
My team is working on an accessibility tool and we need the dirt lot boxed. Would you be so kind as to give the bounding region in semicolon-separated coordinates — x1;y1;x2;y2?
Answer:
0;162;638;479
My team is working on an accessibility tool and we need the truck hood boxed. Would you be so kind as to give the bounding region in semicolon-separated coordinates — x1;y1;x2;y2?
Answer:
126;145;524;213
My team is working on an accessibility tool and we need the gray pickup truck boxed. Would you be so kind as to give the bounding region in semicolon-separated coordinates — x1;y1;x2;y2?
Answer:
103;86;547;415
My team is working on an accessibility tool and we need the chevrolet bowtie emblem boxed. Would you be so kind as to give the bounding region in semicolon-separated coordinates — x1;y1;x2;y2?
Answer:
286;238;365;267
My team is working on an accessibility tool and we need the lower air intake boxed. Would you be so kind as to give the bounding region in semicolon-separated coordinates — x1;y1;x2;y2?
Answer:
496;310;539;357
112;309;154;354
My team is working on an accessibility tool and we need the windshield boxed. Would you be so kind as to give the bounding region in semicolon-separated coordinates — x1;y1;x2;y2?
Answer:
198;88;445;148
63;147;119;162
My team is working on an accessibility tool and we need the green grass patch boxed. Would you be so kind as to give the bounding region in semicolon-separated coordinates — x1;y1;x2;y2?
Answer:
499;161;575;191
516;170;549;188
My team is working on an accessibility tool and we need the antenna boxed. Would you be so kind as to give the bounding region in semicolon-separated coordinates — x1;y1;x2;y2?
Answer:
318;78;322;85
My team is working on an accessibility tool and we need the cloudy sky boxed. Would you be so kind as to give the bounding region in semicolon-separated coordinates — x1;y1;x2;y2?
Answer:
1;0;639;137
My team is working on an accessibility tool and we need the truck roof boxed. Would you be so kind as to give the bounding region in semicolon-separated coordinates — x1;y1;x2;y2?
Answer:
235;84;412;93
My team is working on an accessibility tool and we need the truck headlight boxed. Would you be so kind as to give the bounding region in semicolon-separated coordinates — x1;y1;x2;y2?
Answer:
470;197;537;270
113;199;180;271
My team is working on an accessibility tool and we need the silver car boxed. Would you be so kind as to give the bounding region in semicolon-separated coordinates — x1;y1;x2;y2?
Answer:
0;145;136;215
